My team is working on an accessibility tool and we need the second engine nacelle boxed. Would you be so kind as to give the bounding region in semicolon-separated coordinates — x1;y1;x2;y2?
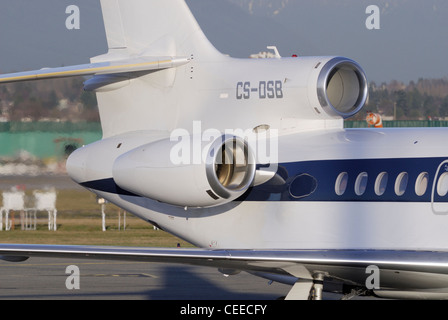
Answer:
113;134;256;208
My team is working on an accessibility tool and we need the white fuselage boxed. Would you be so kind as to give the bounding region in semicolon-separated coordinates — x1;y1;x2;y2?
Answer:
67;126;448;251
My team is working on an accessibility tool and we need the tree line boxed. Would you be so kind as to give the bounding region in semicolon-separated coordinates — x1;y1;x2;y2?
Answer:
0;77;98;122
361;78;448;121
1;76;447;122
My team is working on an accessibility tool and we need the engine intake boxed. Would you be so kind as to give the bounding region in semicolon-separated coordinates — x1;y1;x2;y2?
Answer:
317;57;368;119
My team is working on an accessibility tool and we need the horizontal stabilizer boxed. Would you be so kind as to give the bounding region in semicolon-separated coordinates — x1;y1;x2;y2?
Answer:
0;56;189;84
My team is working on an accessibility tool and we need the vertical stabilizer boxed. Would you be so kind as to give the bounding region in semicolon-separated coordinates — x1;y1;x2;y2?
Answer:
98;0;220;57
94;0;223;138
101;0;127;50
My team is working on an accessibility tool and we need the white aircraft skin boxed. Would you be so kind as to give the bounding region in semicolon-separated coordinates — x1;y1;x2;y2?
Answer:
2;0;448;300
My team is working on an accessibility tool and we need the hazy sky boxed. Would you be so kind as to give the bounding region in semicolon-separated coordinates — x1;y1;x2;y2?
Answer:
0;0;447;83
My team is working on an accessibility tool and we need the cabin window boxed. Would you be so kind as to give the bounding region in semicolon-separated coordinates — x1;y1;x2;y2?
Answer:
395;172;409;196
415;172;429;196
355;172;368;196
374;172;388;196
437;172;448;197
335;172;348;196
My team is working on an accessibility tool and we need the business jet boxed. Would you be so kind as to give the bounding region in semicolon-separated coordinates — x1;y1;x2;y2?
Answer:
1;0;448;300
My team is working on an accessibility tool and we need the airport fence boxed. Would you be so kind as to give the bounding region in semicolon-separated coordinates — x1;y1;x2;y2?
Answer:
345;120;448;128
0;121;102;159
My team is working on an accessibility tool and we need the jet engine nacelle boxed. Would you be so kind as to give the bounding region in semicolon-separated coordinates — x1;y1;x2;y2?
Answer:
315;57;368;119
249;56;368;123
113;135;256;208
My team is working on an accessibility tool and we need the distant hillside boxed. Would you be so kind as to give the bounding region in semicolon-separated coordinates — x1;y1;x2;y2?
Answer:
0;0;446;122
189;0;448;83
227;0;291;16
1;75;447;123
1;1;447;83
0;78;98;123
364;78;448;120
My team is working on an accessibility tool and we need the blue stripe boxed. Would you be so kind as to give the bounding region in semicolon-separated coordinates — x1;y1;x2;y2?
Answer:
80;178;140;197
245;157;447;202
80;157;448;203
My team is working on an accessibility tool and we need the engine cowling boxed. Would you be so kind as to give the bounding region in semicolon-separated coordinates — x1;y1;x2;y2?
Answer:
113;134;256;208
316;57;368;119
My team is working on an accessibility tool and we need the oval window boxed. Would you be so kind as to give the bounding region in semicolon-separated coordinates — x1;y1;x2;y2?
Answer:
355;172;368;196
374;172;388;196
289;174;317;199
335;172;348;196
395;172;409;196
415;172;429;197
437;172;448;197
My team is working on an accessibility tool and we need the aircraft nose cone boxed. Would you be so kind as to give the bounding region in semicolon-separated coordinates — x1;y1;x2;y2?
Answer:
66;146;87;183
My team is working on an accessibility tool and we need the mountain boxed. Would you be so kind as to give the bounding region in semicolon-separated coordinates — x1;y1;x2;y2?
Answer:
189;0;448;83
226;0;292;16
0;0;447;83
186;0;301;58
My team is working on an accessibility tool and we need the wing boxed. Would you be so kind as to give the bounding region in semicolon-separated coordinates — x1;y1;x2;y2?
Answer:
0;56;189;84
2;244;448;299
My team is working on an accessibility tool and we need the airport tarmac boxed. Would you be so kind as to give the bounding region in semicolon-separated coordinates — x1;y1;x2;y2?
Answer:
0;257;292;300
0;176;290;301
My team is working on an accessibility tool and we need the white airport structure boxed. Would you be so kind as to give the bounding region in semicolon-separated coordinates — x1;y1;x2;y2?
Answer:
0;188;57;231
33;189;57;231
0;190;25;231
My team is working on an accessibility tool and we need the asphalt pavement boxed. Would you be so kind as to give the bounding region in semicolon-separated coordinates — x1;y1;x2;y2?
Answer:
0;257;291;300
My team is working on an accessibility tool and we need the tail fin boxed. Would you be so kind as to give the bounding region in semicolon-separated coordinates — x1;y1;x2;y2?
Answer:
94;0;223;138
99;0;220;58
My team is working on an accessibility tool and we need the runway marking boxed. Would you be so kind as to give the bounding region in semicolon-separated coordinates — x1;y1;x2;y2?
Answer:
0;261;159;279
83;273;158;278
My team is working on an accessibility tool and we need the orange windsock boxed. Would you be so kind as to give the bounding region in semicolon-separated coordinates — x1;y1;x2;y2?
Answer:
366;112;383;128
